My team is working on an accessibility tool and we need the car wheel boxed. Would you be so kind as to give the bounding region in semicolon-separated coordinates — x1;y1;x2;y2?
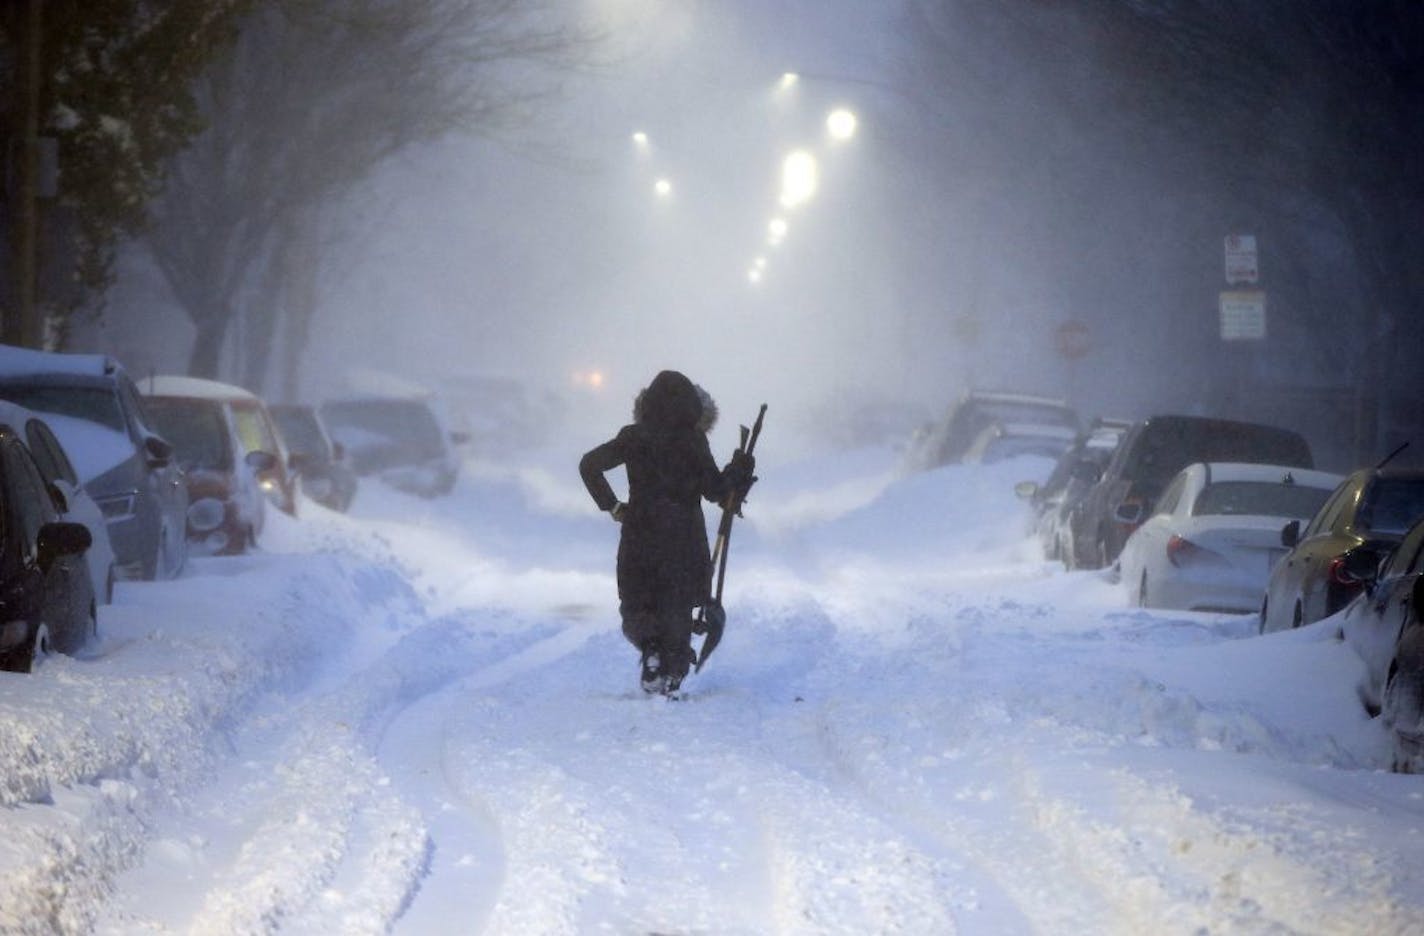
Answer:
1292;600;1304;629
2;624;52;674
1383;661;1424;773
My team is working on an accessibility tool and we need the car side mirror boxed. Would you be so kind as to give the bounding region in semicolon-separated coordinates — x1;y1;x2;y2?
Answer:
144;434;173;467
1113;502;1143;525
1014;481;1039;500
1280;519;1301;549
246;450;278;473
1070;459;1101;485
37;521;92;572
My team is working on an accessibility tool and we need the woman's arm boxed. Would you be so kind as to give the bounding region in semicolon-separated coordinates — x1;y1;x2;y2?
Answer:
579;430;628;512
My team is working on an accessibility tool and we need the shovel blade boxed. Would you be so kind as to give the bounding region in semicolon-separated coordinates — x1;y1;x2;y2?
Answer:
694;601;726;672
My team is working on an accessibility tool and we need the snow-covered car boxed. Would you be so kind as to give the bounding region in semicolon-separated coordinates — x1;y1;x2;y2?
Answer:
0;402;118;604
1016;418;1131;564
1262;467;1424;632
142;378;278;555
962;421;1077;465
269;403;358;512
0;345;187;580
903;389;1080;473
1069;414;1315;571
1118;462;1342;613
320;395;462;498
1338;510;1424;723
0;412;98;672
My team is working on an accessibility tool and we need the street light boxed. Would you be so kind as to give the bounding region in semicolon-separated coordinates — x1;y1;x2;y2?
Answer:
779;150;818;208
767;217;789;246
653;177;673;198
826;108;858;142
631;130;650;149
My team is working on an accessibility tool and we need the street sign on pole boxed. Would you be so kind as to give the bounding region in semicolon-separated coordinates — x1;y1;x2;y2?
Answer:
1220;290;1267;340
1224;234;1259;286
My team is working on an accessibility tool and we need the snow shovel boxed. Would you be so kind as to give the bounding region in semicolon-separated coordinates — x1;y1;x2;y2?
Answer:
694;404;766;673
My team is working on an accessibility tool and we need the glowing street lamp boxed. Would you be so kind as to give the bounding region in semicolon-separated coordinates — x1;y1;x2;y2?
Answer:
631;130;650;149
826;108;858;142
778;72;800;91
779;150;818;208
654;177;673;198
768;217;789;245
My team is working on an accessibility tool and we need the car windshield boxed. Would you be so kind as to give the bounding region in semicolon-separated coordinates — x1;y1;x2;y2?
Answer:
976;400;1078;430
270;407;328;458
1358;478;1424;535
1191;481;1335;519
144;398;231;470
0;383;126;433
322;399;445;462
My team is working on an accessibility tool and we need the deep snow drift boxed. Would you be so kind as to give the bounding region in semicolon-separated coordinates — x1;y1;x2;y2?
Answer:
1;446;1421;934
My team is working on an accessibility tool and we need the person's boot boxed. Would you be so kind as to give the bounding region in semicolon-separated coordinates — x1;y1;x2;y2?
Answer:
639;642;667;695
661;642;695;695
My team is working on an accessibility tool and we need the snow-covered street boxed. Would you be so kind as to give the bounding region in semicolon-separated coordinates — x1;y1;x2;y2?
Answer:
3;446;1422;935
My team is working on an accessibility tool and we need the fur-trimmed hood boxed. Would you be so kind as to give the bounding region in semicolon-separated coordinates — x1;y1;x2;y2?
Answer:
633;370;718;434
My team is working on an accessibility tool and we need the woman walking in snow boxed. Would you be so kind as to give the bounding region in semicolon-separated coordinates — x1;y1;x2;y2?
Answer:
579;370;755;695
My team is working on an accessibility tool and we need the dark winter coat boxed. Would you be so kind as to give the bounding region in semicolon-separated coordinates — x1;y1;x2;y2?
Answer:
579;370;735;610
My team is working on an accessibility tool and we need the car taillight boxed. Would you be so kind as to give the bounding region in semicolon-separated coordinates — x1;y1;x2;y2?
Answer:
1327;556;1362;588
1166;534;1205;567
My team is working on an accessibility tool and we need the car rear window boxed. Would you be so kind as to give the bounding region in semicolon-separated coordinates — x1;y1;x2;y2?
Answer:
145;398;231;470
1192;481;1335;520
271;407;328;458
1357;478;1424;536
1128;420;1312;486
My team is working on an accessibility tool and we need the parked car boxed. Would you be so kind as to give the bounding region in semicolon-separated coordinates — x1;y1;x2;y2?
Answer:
0;345;187;580
1017;418;1131;563
1117;462;1342;613
142;377;279;555
1260;467;1424;632
904;390;1080;473
1338;516;1424;770
962;421;1077;465
0;412;98;672
0;401;118;604
269;403;358;512
320;395;462;498
1067;415;1314;571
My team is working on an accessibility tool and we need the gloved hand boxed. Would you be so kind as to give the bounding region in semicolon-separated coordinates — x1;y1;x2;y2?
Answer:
723;450;757;503
610;501;627;523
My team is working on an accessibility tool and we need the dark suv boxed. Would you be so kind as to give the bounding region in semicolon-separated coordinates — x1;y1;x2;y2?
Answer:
1066;415;1313;570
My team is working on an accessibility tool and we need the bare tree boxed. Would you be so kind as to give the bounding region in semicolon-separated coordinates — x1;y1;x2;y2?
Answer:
145;0;595;386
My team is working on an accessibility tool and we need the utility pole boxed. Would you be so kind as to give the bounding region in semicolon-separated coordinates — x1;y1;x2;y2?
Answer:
7;0;43;348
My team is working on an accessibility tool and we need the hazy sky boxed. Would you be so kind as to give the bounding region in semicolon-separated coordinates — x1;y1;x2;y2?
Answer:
304;0;920;448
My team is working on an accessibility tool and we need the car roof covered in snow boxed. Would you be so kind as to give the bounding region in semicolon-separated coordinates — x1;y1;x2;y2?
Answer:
0;344;120;380
1197;462;1344;489
141;374;262;403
